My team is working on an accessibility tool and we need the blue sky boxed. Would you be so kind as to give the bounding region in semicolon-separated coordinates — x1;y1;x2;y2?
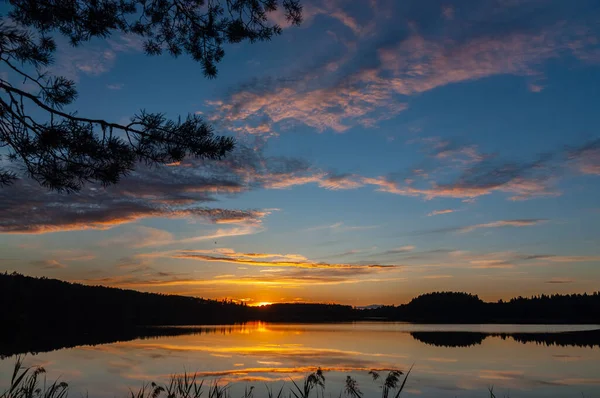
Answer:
1;0;600;305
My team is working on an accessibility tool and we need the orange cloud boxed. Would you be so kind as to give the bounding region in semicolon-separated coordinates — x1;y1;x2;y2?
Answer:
422;275;454;279
174;251;397;270
79;268;404;290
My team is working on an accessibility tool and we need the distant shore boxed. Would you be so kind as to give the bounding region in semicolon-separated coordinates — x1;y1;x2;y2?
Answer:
2;272;600;358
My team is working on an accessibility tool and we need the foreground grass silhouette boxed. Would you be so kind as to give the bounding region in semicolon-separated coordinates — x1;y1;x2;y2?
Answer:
1;356;517;398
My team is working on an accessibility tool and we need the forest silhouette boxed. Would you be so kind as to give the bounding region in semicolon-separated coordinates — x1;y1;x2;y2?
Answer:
2;272;599;357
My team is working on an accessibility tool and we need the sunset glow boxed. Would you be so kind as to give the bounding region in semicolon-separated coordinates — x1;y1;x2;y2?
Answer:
251;302;274;307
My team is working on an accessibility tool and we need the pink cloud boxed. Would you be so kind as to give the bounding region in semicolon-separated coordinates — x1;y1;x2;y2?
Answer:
570;140;600;175
427;209;456;216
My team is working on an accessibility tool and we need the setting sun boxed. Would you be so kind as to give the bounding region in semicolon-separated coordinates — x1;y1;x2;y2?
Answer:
250;302;273;307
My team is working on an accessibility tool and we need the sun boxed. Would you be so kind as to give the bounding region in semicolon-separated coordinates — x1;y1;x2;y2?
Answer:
251;301;273;307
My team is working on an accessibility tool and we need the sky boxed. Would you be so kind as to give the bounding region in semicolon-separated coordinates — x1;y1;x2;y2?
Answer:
1;0;600;306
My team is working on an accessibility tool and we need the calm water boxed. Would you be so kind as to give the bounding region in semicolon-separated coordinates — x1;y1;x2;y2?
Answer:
2;323;600;397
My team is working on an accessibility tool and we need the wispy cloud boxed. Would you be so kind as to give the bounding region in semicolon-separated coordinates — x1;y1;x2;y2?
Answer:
80;269;404;290
422;274;453;279
427;209;456;217
410;219;547;236
545;278;574;284
174;249;398;270
100;226;175;249
459;219;547;233
306;222;379;233
30;259;67;269
207;67;397;136
380;246;416;255
53;33;145;80
361;152;561;202
569;138;600;175
469;260;515;269
364;248;600;271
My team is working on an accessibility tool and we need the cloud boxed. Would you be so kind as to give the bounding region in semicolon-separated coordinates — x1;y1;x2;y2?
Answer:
360;150;562;201
3;133;576;237
380;246;416;255
175;225;266;244
552;378;600;386
53;33;145;80
30;259;67;269
435;153;562;201
230;137;584;204
208;80;408;135
424;138;486;165
545;278;574;284
528;83;544;92
173;249;398;270
542;255;600;263
469;260;515;269
164;248;309;262
306;222;379;233
80;268;404;289
53;47;116;80
458;219;547;233
42;249;96;262
422;274;453;279
0;145;301;234
427;209;456;216
317;249;364;260
441;6;454;21
569;138;600;175
107;83;124;90
364;248;599;270
100;226;175;249
28;249;96;269
206;2;600;140
409;219;547;236
317;174;365;190
235;251;308;261
82;246;404;290
0;181;268;233
6;3;600;239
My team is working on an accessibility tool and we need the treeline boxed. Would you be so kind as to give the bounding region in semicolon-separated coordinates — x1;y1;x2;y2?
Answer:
2;274;600;329
2;273;600;357
0;272;251;328
255;303;355;322
362;292;600;323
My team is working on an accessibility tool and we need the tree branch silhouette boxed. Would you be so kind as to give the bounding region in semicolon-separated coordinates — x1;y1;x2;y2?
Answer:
0;0;302;191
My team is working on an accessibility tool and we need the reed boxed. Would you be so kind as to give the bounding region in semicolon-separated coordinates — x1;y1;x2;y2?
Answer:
1;356;513;398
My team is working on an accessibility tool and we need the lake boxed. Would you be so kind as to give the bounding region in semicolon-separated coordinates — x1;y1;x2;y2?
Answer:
2;322;600;398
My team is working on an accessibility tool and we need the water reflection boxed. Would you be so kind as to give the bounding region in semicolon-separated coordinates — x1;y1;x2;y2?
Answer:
411;329;600;348
1;322;600;398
